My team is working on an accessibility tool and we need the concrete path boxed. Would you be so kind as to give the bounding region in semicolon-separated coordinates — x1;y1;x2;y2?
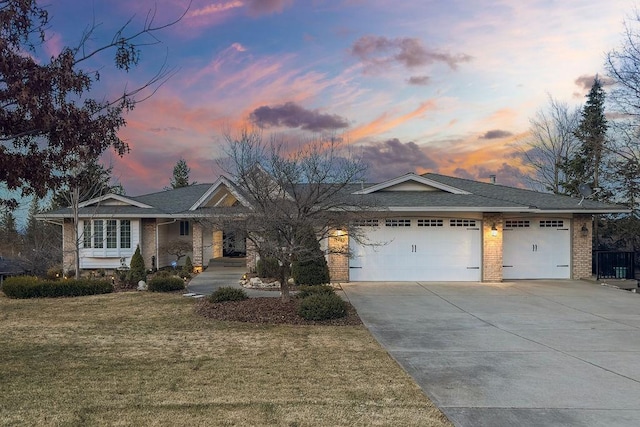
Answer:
186;265;281;297
342;280;640;427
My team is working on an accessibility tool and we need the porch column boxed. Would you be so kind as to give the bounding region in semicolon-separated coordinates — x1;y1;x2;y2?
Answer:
483;213;503;282
572;214;592;279
193;222;204;269
213;230;223;258
328;231;349;282
141;219;157;270
62;219;75;273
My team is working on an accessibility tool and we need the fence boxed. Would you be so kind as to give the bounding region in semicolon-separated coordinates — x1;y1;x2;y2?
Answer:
594;251;635;280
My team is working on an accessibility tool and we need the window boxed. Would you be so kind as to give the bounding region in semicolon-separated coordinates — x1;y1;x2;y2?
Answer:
540;220;564;228
120;220;131;249
352;219;379;227
385;219;411;227
450;219;477;227
505;220;530;228
83;222;92;248
106;220;117;249
93;220;104;248
417;219;443;227
83;220;132;250
180;220;190;236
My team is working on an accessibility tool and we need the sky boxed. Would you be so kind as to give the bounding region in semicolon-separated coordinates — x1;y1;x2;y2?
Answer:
27;0;640;196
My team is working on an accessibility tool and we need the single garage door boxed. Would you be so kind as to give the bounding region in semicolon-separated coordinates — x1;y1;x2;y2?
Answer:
349;218;482;281
502;218;571;279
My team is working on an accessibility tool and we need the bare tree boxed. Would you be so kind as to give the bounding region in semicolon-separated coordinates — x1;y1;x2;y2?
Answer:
161;240;192;264
607;10;640;120
1;0;187;209
518;96;581;194
213;129;369;302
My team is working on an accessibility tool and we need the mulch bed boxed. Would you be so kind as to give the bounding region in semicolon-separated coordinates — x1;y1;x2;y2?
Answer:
195;297;362;326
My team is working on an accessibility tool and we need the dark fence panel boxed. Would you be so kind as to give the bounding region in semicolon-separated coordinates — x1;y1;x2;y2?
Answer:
594;251;635;280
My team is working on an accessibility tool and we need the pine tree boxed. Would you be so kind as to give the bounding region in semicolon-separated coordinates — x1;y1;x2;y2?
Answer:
128;246;146;285
562;76;608;199
168;158;195;189
291;226;331;286
0;209;21;257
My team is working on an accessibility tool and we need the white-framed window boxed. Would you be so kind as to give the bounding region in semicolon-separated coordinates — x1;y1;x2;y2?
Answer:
385;219;411;227
83;220;132;249
352;219;379;227
417;219;443;227
180;220;190;236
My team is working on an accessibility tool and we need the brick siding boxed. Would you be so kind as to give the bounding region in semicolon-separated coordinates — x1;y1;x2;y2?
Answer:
482;213;503;282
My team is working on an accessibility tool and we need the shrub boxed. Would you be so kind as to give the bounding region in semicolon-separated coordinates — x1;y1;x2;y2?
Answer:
183;256;193;275
291;260;330;286
154;270;175;279
2;277;113;299
128;246;146;285
297;293;347;321
256;257;280;278
147;277;185;292
291;226;330;285
209;286;248;303
46;267;63;281
295;285;336;299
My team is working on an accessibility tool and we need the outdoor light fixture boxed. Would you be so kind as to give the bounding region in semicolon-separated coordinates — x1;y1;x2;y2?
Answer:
491;223;498;237
581;223;589;237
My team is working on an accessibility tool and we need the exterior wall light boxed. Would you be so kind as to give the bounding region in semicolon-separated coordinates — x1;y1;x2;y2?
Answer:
491;223;498;237
580;223;589;237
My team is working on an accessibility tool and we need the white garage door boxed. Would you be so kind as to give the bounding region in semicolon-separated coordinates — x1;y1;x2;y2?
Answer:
502;218;571;279
349;218;482;281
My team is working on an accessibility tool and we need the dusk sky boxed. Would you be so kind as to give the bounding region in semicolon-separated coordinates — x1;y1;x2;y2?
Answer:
35;0;637;195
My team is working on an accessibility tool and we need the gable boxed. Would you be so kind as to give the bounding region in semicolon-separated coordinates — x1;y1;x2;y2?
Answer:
78;194;152;209
355;173;470;195
189;177;251;210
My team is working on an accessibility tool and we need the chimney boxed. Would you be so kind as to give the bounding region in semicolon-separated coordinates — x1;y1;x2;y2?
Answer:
489;175;496;184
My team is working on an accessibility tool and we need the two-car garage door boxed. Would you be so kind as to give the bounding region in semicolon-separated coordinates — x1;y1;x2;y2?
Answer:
348;217;572;281
349;218;482;281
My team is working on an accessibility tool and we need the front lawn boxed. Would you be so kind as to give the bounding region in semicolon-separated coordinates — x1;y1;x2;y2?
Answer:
0;292;451;426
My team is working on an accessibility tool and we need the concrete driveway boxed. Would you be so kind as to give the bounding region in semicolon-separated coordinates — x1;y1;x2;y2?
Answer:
341;280;640;427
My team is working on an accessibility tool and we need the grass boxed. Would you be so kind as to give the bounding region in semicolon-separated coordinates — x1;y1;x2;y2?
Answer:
0;292;451;426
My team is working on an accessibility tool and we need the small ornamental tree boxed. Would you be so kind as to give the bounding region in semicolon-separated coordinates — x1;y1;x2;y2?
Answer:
128;246;146;284
291;226;330;286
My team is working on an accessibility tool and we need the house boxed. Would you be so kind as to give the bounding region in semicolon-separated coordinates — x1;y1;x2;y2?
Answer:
37;172;627;282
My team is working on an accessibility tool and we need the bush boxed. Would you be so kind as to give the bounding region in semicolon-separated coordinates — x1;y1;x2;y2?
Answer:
128;246;146;285
46;267;63;281
154;270;175;279
183;256;193;275
256;257;280;278
2;277;113;299
291;260;330;286
297;293;347;321
147;277;185;292
208;286;248;303
291;226;330;285
295;285;336;299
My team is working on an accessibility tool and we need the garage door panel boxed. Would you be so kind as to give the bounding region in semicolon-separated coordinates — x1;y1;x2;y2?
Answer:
503;218;570;280
349;218;481;281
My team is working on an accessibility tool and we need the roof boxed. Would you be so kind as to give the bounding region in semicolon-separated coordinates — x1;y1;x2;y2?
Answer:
36;172;628;221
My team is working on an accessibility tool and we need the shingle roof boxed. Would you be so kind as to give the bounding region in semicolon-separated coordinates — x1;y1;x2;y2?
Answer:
37;172;628;219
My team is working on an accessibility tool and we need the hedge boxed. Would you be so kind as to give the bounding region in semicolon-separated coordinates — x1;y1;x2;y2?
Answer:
2;277;113;299
147;277;185;292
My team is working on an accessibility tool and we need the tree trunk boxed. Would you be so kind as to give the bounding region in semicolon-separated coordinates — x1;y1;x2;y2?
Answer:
279;265;290;302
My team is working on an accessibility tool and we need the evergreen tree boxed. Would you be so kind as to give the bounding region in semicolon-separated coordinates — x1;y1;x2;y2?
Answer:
0;209;21;257
291;226;331;286
22;198;62;275
168;158;195;189
562;76;609;199
128;246;146;285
